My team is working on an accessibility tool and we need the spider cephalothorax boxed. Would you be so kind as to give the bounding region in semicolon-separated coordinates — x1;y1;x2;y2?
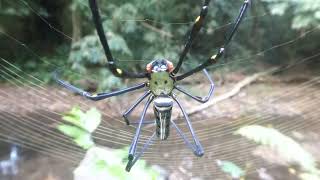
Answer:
146;59;175;96
54;0;250;172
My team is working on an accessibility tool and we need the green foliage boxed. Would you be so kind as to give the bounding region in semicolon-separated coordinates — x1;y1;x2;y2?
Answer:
58;107;159;179
262;0;320;29
80;147;159;179
69;33;131;69
57;107;101;149
236;125;320;178
1;0;320;84
299;172;320;180
0;1;31;17
0;43;69;84
216;159;245;179
62;107;101;132
58;124;94;149
68;33;128;91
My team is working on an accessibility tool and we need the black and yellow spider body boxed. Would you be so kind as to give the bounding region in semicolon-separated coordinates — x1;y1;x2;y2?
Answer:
147;59;175;140
54;0;250;172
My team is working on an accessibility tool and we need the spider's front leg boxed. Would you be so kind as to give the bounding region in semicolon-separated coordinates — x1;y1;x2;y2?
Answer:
175;0;251;81
172;0;211;75
53;70;147;101
126;96;156;172
88;0;147;78
174;69;214;103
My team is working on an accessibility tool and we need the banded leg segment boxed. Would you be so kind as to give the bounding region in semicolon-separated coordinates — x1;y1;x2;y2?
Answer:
176;0;251;81
172;95;204;156
172;0;211;75
126;96;154;171
174;69;214;103
88;0;147;78
54;70;146;101
126;132;156;172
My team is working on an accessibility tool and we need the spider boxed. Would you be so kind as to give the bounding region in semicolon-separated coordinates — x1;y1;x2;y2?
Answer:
54;0;250;172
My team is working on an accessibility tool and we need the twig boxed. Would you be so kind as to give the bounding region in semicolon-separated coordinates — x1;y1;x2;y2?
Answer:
140;22;173;38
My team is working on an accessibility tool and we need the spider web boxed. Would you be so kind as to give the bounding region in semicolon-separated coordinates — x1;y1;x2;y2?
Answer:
0;0;320;179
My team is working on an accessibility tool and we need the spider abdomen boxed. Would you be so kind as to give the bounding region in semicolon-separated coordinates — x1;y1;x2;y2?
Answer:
153;96;173;140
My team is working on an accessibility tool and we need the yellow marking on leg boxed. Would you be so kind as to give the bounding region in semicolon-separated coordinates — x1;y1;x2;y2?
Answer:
210;54;217;60
195;16;201;23
288;168;296;175
116;68;123;74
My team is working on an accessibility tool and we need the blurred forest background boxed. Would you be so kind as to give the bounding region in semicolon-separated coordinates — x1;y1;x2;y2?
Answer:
1;0;319;88
0;0;320;179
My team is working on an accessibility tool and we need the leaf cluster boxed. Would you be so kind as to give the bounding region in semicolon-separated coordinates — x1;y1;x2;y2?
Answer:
58;107;159;179
236;125;320;179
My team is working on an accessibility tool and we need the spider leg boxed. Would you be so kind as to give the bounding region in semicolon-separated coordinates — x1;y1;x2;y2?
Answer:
88;0;147;78
176;0;251;81
172;95;204;157
126;96;154;171
174;69;214;103
172;0;211;75
171;120;197;153
122;90;151;125
53;70;146;101
126;132;156;172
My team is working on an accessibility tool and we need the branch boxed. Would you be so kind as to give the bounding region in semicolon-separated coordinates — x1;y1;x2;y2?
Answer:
140;22;173;38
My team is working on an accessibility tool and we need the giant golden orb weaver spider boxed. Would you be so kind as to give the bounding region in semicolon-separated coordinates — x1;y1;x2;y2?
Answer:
54;0;250;171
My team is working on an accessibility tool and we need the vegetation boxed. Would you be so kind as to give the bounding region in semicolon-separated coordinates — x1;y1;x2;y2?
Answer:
262;0;320;28
216;159;245;179
58;107;159;179
0;0;319;89
216;125;320;179
236;125;320;180
57;107;101;149
0;1;319;179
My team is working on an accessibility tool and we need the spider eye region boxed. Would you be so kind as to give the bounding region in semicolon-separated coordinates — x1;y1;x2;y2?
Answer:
146;59;174;73
149;71;174;96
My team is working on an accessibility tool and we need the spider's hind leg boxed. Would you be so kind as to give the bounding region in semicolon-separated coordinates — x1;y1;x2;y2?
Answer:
126;132;156;172
171;120;204;157
172;95;204;157
126;96;154;171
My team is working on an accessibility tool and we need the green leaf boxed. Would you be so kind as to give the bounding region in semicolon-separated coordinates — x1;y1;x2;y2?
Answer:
83;108;102;133
216;160;245;178
58;107;101;150
95;159;108;171
74;133;94;150
62;107;84;127
62;107;101;133
236;125;318;173
57;124;85;138
107;164;127;179
57;124;94;149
